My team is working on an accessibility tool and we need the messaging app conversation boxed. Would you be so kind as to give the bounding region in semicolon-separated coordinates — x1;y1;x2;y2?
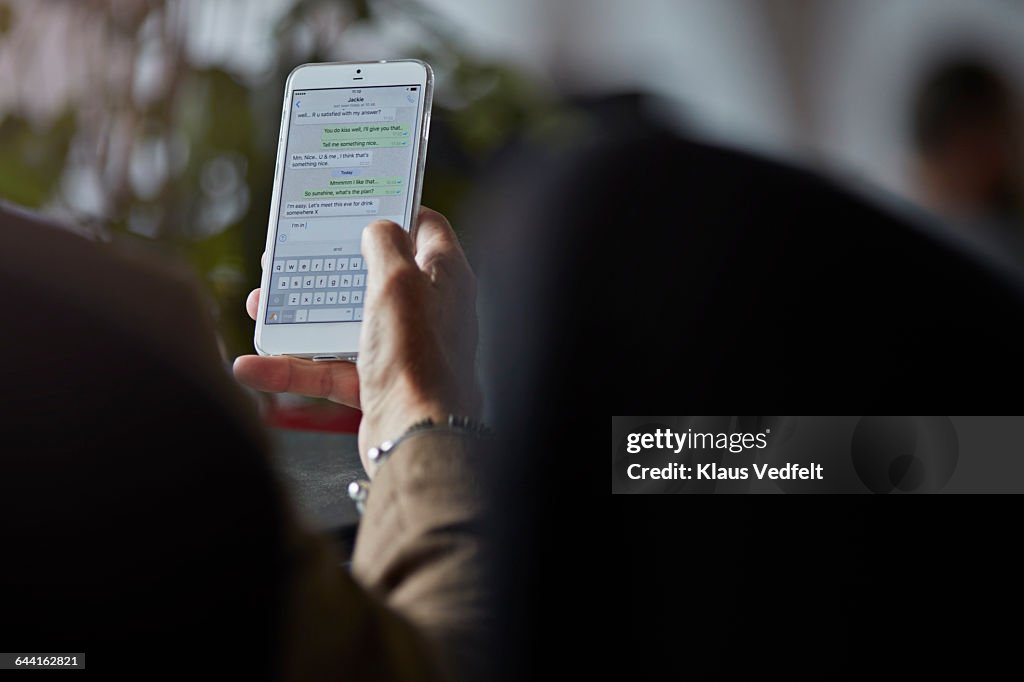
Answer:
265;84;422;324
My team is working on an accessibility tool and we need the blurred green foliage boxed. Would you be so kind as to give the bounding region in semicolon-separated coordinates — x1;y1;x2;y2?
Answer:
0;111;76;207
0;0;559;357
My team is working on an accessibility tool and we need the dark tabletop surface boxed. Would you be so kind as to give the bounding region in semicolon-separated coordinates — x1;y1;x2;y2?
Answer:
270;428;364;532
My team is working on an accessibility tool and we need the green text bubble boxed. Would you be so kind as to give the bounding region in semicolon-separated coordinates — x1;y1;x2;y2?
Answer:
303;186;404;198
321;123;411;149
327;176;404;188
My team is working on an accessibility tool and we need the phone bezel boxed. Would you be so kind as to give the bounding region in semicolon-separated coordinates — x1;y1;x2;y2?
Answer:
254;59;433;360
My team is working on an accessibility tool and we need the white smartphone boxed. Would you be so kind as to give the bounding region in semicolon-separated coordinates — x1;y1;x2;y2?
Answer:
255;60;433;360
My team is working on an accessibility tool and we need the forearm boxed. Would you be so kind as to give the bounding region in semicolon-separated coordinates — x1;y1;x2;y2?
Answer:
352;430;486;680
278;525;446;682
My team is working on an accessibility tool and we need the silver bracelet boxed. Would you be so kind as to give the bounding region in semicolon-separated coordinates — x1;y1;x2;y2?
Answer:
347;415;490;515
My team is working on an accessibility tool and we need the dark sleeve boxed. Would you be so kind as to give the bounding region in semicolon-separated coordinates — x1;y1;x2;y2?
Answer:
0;207;448;680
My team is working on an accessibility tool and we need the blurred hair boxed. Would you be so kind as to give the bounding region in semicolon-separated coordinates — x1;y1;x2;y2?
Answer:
911;55;1014;156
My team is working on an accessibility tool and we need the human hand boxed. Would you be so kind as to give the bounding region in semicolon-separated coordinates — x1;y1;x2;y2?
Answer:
233;208;479;475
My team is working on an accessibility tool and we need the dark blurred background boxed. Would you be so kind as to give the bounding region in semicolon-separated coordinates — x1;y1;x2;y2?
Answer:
3;0;1023;352
2;0;1022;359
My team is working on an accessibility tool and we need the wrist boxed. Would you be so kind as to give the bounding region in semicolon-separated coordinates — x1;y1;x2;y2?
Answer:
359;396;451;476
360;411;491;481
365;400;449;444
347;413;489;515
357;362;480;475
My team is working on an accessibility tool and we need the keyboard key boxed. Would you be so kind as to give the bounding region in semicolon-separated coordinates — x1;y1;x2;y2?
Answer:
269;294;283;306
311;259;323;272
290;276;302;289
324;258;336;271
326;292;337;305
285;260;298;272
339;291;350;304
300;293;312;305
354;307;363;321
353;274;365;287
315;275;327;288
298;259;311;272
352;291;363;304
350;257;362;270
328;275;339;288
295;309;308;322
268;310;281;323
277;277;289;290
313;292;325;305
337;259;348;271
288;293;300;306
302;276;314;288
273;261;284;273
340;275;352;287
308;307;354;322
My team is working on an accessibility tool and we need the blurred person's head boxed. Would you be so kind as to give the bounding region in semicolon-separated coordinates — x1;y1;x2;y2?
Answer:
910;56;1022;226
476;92;1024;679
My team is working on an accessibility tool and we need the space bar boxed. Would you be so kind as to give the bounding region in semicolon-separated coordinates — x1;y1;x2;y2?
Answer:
308;307;354;322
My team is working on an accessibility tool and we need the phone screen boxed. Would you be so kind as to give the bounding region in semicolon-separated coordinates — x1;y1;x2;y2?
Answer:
265;84;423;325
